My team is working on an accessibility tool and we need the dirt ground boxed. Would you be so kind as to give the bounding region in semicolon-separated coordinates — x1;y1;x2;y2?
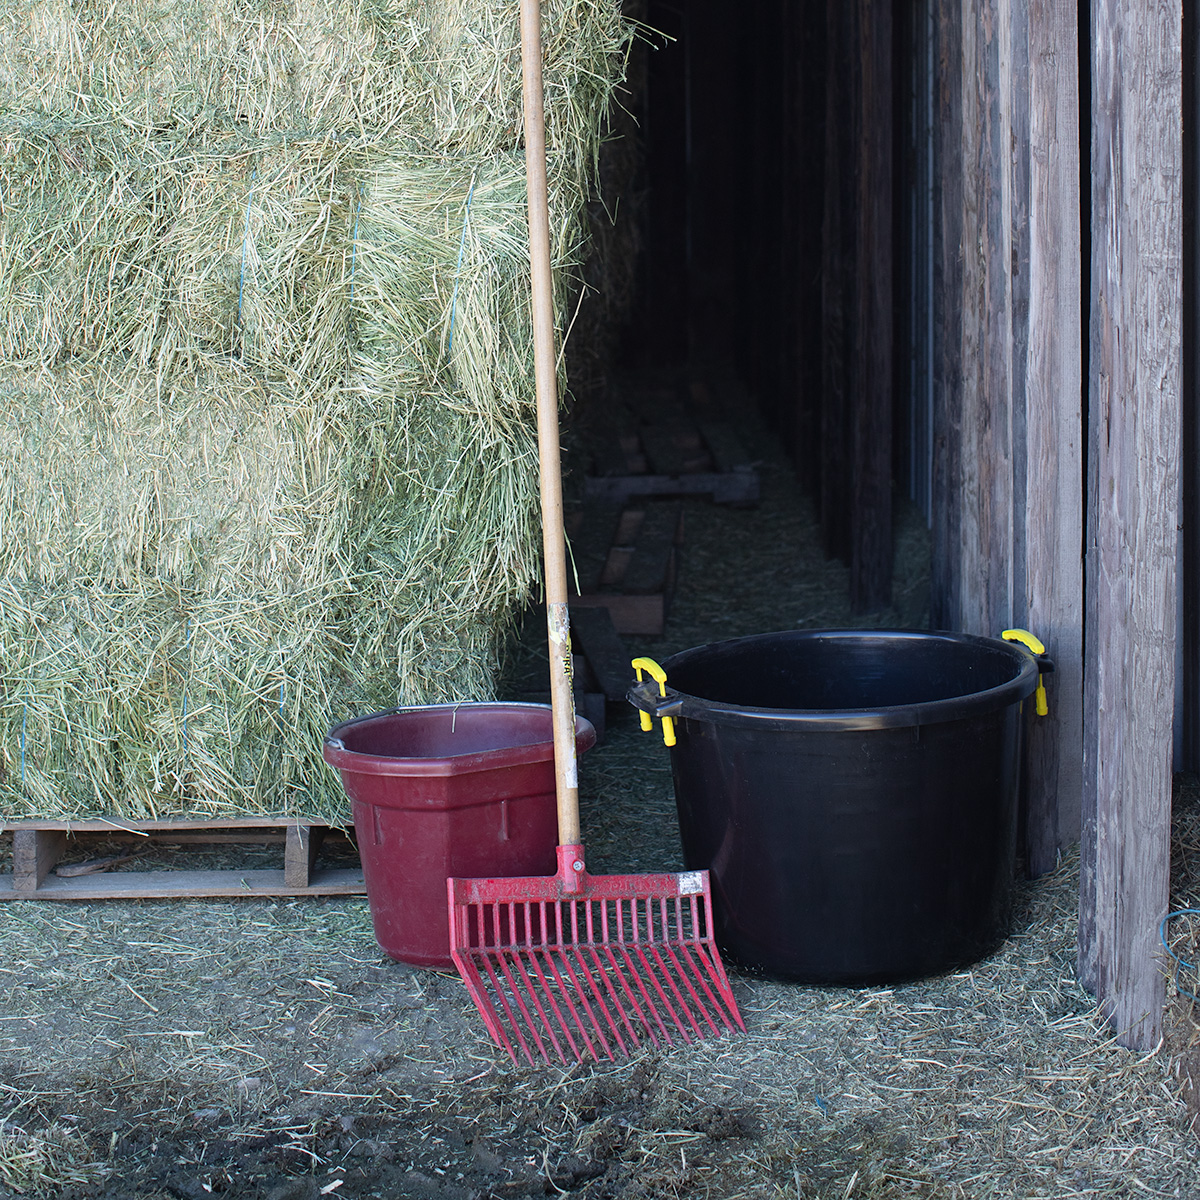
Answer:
3;402;1200;1199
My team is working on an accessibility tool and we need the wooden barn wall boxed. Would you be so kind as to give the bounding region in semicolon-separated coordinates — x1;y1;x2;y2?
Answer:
1078;0;1182;1049
817;0;895;612
930;0;1084;881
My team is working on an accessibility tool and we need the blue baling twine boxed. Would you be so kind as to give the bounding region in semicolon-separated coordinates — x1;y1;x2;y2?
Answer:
446;175;476;355
349;187;363;306
182;618;192;761
1160;909;1200;1002
19;688;27;786
237;171;256;330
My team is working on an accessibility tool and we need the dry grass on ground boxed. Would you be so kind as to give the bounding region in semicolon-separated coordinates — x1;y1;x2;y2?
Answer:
0;397;1198;1198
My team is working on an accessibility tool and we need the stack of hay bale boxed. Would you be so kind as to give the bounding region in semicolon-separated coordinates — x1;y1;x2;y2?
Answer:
0;0;632;823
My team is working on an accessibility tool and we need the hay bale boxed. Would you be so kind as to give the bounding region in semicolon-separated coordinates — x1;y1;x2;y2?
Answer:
0;0;634;821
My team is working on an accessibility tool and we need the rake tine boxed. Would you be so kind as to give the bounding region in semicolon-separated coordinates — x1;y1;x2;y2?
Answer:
659;938;722;1037
673;938;736;1033
528;943;591;1062
516;904;586;1062
492;900;560;1063
684;914;745;1029
597;941;657;1047
579;941;635;1055
496;946;557;1063
507;901;574;1063
478;932;537;1064
557;942;618;1060
452;901;519;1058
618;939;674;1046
652;895;717;1037
686;894;745;1029
540;914;609;1062
579;901;635;1055
594;901;647;1047
504;945;568;1064
533;945;598;1061
631;898;694;1041
542;903;605;1060
642;937;702;1042
663;897;723;1034
460;955;518;1058
611;897;670;1047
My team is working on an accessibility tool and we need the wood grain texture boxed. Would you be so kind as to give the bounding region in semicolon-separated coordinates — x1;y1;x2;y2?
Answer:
931;0;1084;878
1023;0;1084;877
0;868;366;901
820;0;854;564
12;829;66;893
1080;0;1182;1049
850;0;894;612
931;0;966;631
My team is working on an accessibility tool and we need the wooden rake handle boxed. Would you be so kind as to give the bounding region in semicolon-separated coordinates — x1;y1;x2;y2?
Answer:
520;0;581;848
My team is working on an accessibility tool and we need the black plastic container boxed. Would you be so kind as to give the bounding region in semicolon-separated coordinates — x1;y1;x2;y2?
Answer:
627;629;1044;985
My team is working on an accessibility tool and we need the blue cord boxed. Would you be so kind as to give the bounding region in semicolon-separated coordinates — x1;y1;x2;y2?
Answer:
237;171;256;331
1160;909;1200;1002
447;175;476;355
349;187;363;306
182;619;192;762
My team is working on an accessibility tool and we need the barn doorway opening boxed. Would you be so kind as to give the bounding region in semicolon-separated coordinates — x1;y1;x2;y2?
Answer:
579;0;924;619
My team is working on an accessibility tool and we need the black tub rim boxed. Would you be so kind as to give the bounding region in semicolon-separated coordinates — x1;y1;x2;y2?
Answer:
636;628;1041;733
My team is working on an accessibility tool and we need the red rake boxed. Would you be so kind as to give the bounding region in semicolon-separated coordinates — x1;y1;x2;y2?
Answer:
448;847;744;1064
446;0;744;1064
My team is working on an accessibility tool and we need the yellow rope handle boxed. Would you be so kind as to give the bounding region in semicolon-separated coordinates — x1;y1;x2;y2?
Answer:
632;657;677;747
1001;629;1049;717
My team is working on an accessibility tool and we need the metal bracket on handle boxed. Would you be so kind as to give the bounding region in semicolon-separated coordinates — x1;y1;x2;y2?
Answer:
630;657;678;747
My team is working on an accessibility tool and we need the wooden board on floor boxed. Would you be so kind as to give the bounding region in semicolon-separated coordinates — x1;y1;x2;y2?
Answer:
566;502;683;636
0;818;365;899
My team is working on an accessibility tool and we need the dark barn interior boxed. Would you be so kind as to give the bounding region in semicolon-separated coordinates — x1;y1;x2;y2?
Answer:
608;0;913;617
589;0;1196;1047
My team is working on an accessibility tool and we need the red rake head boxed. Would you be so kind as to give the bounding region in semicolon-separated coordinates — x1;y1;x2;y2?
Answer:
447;846;745;1064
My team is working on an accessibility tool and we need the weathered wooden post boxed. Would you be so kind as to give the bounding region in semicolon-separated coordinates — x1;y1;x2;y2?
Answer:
931;0;1084;879
1079;0;1183;1050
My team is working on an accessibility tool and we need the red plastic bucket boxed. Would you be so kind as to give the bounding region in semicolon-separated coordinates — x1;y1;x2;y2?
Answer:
322;703;596;969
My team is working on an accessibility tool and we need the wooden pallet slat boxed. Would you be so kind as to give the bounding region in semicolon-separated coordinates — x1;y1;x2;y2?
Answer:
621;500;682;595
584;400;760;507
566;501;683;636
567;504;623;593
0;818;364;900
568;606;633;702
639;425;711;476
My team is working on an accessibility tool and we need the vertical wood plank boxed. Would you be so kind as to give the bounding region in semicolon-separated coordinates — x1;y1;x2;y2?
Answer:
12;829;66;893
284;824;316;890
1022;0;1084;877
1182;0;1200;771
931;0;965;631
1081;0;1181;1048
964;0;1017;637
820;0;855;563
932;0;1084;879
792;0;828;494
933;0;1016;637
850;0;895;612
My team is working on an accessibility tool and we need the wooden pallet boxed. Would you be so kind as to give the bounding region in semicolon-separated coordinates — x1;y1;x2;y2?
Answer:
570;606;635;703
0;817;365;900
567;501;683;636
584;388;759;506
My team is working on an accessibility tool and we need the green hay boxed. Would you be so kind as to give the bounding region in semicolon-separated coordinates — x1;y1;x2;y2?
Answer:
0;0;635;821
